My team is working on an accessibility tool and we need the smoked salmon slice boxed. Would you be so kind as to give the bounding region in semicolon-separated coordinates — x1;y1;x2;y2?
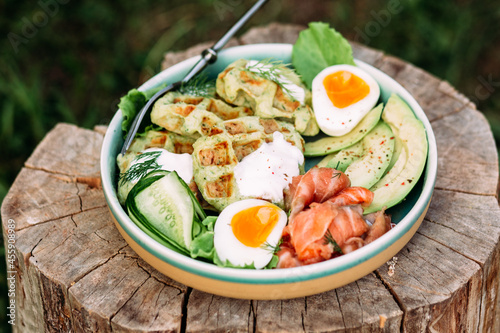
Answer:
327;186;374;207
279;167;392;268
364;208;392;244
287;167;350;223
283;203;369;264
275;241;302;269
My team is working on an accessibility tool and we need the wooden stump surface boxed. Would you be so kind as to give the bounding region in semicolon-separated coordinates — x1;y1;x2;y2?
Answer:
2;22;500;332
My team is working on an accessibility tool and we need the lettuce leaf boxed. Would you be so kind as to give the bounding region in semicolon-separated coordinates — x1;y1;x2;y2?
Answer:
201;215;217;231
118;83;170;137
189;216;218;260
213;252;258;269
292;22;355;89
212;252;279;269
190;230;216;260
119;89;146;137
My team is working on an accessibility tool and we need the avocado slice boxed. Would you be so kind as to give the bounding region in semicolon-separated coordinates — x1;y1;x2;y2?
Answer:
364;94;428;214
304;103;383;157
317;140;364;170
342;121;394;189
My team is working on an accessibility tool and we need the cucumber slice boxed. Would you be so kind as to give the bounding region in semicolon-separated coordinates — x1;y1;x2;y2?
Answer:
304;103;383;157
144;170;206;221
126;171;195;253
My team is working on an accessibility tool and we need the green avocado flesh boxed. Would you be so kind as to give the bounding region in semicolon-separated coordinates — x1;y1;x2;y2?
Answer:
318;121;394;189
317;140;364;170
364;94;428;214
304;103;383;157
343;121;394;189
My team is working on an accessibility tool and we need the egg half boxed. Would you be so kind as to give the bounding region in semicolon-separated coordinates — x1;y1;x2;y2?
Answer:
312;64;380;136
214;199;287;269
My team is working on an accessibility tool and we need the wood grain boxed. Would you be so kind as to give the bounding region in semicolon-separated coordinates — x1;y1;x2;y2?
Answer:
1;23;499;332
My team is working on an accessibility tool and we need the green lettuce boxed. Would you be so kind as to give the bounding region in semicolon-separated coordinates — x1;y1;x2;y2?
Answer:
118;83;170;137
213;252;279;270
190;231;216;260
119;89;146;136
189;216;217;260
292;22;355;89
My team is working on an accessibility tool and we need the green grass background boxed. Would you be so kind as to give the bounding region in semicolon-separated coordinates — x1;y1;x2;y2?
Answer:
0;0;498;330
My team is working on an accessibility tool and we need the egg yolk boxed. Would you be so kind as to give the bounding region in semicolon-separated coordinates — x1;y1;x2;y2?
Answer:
231;205;280;248
323;70;370;108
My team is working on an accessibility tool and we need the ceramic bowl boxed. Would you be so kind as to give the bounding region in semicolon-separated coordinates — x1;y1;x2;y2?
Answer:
101;43;437;300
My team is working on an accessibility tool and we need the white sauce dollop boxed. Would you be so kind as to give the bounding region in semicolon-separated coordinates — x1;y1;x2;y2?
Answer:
246;60;305;104
234;132;304;203
129;148;193;184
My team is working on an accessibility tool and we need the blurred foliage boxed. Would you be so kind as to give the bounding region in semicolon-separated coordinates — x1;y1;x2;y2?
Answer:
0;0;498;331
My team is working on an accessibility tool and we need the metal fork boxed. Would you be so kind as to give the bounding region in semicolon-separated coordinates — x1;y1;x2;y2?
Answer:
120;0;269;155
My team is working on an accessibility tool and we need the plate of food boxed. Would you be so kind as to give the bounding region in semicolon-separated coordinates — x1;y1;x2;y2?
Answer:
100;22;437;300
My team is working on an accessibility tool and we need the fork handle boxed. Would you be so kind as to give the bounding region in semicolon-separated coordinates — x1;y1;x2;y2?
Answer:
120;0;269;155
181;0;269;83
212;0;269;52
181;48;218;83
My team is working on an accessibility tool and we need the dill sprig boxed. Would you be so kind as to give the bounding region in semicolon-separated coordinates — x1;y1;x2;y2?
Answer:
261;239;282;254
179;74;216;98
324;230;343;254
331;171;342;179
245;59;297;100
119;151;162;185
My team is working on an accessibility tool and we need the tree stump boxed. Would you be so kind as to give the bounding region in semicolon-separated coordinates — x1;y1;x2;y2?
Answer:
2;23;499;332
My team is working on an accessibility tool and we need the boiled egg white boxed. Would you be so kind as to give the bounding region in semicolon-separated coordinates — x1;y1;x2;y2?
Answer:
312;64;380;136
214;199;287;269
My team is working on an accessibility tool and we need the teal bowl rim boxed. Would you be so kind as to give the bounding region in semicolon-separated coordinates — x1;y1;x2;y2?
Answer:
101;43;437;285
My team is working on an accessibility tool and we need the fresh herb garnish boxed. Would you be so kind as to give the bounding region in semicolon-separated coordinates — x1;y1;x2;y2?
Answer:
119;151;162;185
261;239;283;254
179;74;216;98
331;171;342;179
324;230;343;254
245;59;296;100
